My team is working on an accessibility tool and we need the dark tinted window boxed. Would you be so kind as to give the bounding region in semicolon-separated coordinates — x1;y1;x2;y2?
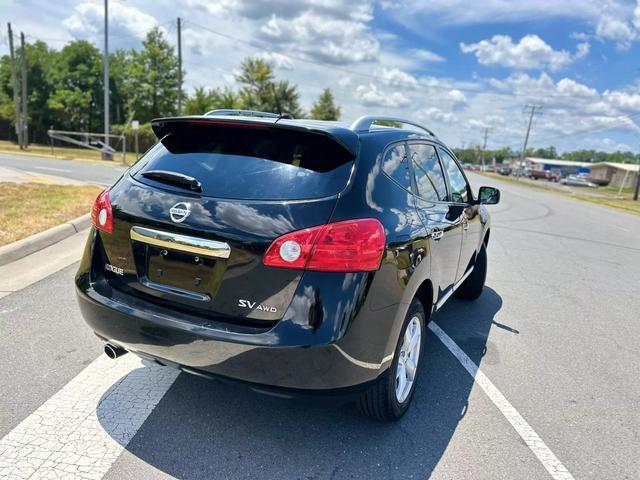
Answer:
133;123;354;200
409;143;447;201
382;143;411;190
438;147;469;203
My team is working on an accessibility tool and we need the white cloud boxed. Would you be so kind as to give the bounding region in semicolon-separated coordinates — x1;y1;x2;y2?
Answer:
634;1;640;29
384;1;640;52
63;1;164;44
603;90;640;112
257;10;379;64
5;0;640;154
234;0;374;22
354;83;411;108
595;15;636;49
256;51;296;70
409;48;445;63
381;0;601;26
377;68;419;89
417;107;456;124
575;42;591;59
447;89;467;106
460;34;586;71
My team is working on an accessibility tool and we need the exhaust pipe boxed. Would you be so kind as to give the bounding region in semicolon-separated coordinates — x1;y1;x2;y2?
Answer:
104;343;127;359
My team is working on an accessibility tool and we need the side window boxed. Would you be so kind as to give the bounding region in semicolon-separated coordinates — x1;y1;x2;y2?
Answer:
438;147;469;203
382;143;411;191
408;143;447;202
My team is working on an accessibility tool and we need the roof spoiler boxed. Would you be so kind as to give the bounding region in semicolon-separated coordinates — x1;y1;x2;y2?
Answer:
151;116;359;156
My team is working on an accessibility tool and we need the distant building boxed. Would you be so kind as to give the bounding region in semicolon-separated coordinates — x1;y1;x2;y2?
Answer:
590;162;640;189
519;157;592;175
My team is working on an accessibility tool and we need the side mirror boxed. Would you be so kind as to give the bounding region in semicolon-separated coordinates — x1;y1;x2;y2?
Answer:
477;186;500;205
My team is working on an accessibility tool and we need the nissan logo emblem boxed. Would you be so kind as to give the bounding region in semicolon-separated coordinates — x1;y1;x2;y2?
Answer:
169;202;191;223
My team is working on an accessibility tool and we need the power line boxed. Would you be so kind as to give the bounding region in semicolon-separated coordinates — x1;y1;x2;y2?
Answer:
10;18;630;103
522;111;640;148
183;19;613;102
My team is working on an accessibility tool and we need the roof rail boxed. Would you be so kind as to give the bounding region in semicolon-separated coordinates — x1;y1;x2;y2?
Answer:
205;109;281;119
350;116;435;136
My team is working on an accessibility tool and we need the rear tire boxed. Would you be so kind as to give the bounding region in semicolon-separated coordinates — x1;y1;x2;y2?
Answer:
454;244;487;300
357;299;426;421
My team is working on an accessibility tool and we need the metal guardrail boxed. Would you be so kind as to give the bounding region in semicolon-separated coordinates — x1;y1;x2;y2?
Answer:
47;129;127;162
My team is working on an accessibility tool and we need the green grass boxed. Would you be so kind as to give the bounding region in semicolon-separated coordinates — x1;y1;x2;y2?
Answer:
569;195;640;215
0;182;102;246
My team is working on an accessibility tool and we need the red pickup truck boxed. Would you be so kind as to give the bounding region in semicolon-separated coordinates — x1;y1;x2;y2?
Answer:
528;169;559;181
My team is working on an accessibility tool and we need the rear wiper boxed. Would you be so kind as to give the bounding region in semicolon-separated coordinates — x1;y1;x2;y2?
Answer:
141;170;202;193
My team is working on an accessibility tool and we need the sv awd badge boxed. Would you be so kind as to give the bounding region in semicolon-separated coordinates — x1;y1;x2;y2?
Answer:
238;299;278;313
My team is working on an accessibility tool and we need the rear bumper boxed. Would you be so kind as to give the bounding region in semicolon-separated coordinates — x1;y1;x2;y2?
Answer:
75;279;397;392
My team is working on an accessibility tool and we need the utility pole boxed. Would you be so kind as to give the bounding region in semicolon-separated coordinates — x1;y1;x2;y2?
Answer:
103;0;110;159
634;161;640;201
7;23;22;149
177;17;183;115
481;127;489;171
519;104;541;174
20;32;28;149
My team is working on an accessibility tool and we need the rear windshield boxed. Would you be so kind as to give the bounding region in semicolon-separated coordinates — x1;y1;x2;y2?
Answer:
132;123;355;200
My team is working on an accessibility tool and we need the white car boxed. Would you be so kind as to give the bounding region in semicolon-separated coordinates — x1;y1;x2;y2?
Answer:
560;175;598;188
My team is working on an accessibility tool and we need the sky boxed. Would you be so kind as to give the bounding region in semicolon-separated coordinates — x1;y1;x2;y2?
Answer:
3;0;640;153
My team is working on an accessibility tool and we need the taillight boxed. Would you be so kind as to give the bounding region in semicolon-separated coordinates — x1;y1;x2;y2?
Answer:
91;188;113;234
263;218;385;272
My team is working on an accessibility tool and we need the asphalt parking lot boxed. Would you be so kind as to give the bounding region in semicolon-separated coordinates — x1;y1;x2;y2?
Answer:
1;166;639;479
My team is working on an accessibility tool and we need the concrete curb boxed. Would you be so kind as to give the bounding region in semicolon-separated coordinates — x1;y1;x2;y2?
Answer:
0;213;91;267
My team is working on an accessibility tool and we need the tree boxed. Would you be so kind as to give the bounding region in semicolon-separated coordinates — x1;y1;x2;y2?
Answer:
211;87;241;110
109;49;133;125
527;146;557;159
236;57;303;117
126;27;179;121
47;41;103;132
183;86;240;115
236;58;274;112
271;80;304;118
310;88;340;120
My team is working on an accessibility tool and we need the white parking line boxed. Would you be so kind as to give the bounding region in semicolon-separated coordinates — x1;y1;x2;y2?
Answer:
0;354;179;480
429;322;575;480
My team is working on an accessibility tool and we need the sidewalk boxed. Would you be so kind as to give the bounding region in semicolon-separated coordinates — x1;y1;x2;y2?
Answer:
0;229;88;299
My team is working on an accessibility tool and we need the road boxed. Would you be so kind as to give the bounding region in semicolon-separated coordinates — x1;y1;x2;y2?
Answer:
1;169;639;479
0;153;127;186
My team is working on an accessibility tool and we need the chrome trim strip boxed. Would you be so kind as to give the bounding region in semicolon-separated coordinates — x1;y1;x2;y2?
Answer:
435;266;474;311
130;226;231;259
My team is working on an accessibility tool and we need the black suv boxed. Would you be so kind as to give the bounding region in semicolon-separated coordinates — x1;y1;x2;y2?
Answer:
75;110;499;421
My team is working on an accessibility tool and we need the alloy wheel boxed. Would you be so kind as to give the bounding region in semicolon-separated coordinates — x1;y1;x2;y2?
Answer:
395;316;422;403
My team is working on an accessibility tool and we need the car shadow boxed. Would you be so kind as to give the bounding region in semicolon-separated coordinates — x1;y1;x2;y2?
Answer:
97;287;504;479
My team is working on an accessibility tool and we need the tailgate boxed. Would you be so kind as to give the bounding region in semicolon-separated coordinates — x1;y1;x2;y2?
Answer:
93;119;356;326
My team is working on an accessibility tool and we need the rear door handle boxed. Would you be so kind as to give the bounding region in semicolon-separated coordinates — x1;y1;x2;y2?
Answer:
431;228;443;241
